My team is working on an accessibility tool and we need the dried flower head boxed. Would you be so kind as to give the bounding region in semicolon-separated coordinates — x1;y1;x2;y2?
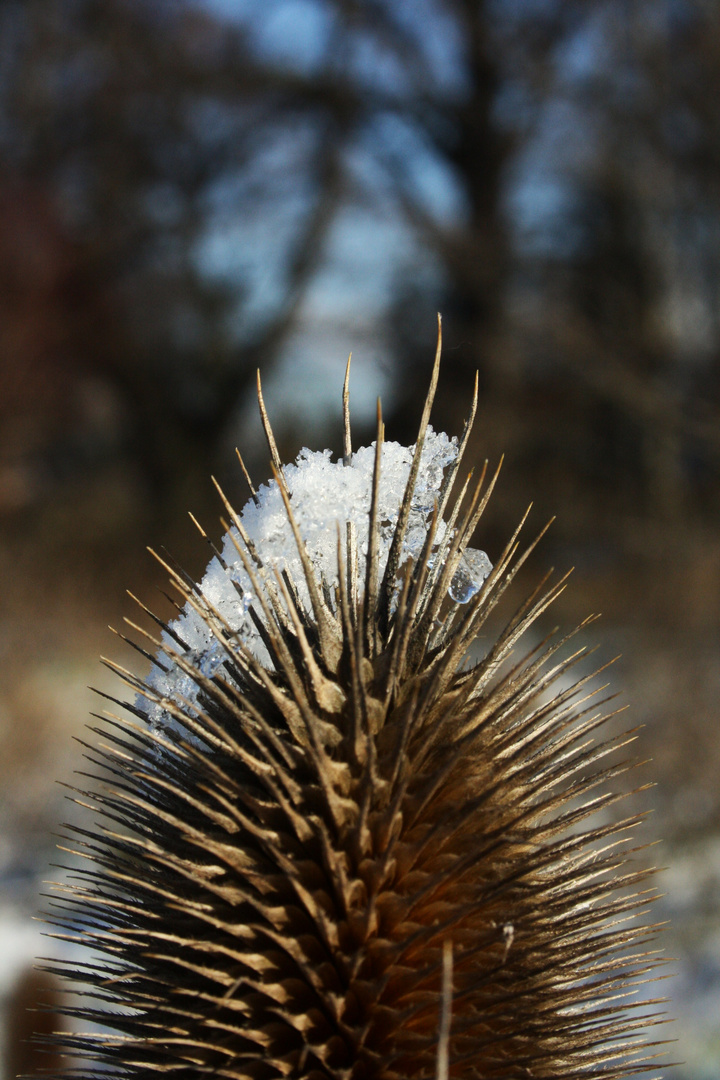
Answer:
42;321;669;1079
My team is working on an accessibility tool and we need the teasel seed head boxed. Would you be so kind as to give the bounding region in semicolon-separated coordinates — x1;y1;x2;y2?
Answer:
42;319;670;1079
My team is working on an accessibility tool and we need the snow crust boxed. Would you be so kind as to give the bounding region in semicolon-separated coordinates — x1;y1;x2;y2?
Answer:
142;428;491;736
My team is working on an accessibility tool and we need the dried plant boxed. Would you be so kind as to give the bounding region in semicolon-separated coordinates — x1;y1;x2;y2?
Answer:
40;320;669;1079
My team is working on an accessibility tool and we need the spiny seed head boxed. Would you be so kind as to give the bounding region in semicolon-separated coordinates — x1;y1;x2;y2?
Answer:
42;325;669;1079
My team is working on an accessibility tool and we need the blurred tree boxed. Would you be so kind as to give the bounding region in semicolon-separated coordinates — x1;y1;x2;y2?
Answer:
0;0;349;520
0;0;718;544
530;0;720;524
388;0;720;532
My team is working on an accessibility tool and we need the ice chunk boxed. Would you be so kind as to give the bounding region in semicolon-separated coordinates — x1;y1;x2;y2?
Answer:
448;547;493;604
141;427;494;740
208;427;459;659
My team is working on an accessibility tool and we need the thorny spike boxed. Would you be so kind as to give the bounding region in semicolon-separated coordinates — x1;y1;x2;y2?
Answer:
126;590;187;650
335;524;365;764
256;368;284;478
235;447;260;505
436;939;453;1080
270;461;343;670
433;369;479;530
362;397;384;657
38;326;671;1080
211;475;265;572
379;312;443;628
414;467;489;646
417;465;483;634
343;353;352;466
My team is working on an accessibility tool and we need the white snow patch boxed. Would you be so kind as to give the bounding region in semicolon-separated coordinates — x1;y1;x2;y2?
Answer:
142;427;491;738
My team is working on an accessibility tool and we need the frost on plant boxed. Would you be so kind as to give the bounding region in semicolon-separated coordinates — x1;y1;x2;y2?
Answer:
144;427;492;738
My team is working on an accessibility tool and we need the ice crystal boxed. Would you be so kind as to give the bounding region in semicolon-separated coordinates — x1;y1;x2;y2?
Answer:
448;547;493;603
144;426;491;737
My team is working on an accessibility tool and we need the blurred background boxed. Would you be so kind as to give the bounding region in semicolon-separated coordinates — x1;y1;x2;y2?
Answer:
0;0;718;1074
